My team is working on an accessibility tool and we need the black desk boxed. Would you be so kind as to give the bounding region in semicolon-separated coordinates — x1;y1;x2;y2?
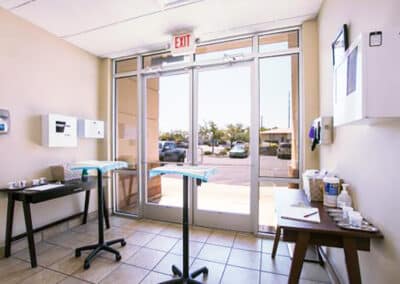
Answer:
1;178;110;268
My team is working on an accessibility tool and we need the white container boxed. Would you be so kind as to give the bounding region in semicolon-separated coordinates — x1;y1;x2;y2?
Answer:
342;206;354;223
337;184;352;208
349;211;363;227
323;177;340;207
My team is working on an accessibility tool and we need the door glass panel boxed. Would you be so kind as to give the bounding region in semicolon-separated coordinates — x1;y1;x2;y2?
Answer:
259;54;299;178
195;38;252;62
259;31;299;53
197;65;251;214
146;73;190;207
115;57;137;73
115;76;139;215
258;181;299;233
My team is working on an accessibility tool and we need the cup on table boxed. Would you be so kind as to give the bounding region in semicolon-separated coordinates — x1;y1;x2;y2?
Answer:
7;181;18;189
349;211;363;227
342;206;353;223
39;177;47;185
18;180;27;188
32;179;40;186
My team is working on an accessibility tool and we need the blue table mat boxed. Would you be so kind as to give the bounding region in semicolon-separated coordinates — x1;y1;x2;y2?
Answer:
70;161;128;174
149;165;216;182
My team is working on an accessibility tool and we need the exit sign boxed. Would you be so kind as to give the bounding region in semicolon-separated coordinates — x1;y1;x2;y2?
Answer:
171;32;196;56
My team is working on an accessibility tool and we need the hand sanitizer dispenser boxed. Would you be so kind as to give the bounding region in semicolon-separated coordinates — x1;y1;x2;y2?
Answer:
0;109;10;134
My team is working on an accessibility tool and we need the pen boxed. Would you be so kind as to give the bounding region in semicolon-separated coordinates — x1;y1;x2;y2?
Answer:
304;210;318;218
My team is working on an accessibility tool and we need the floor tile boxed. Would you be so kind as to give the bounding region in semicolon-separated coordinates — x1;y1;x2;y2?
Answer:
221;265;260;284
13;241;54;261
190;259;225;284
100;243;140;261
228;248;261;270
170;240;204;258
50;253;87;275
261;253;291;275
99;263;149;284
189;227;212;242
140;271;174;284
145;235;179;252
153;253;194;275
58;277;91;284
233;233;262;251
0;257;42;283
73;257;120;283
206;230;236;247
19;268;66;284
123;247;166;270
197;244;231;264
126;231;156;246
47;231;97;249
109;216;141;230
301;262;331;282
262;239;289;256
260;271;288;284
134;220;167;234
159;224;183;238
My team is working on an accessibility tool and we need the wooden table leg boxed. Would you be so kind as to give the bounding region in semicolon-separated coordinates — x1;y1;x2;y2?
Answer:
343;237;362;284
4;194;15;257
272;225;281;258
288;231;310;284
22;200;37;268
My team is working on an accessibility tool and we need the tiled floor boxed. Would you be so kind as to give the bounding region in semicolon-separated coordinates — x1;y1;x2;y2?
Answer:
0;216;331;284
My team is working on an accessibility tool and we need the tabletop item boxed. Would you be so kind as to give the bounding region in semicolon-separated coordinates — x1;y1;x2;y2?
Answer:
39;177;47;185
149;165;216;284
337;183;352;208
323;176;340;207
302;170;325;201
342;206;354;223
280;206;321;223
273;188;382;284
32;179;40;186
71;161;128;270
24;183;64;191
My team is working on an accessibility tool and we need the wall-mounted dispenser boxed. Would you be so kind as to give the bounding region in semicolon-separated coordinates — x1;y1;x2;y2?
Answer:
42;113;77;147
310;116;333;150
0;109;10;134
78;119;104;139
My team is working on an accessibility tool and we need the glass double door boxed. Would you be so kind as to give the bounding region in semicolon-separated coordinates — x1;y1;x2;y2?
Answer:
142;63;253;231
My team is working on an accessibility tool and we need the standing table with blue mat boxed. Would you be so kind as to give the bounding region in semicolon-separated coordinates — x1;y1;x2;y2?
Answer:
70;161;128;270
150;165;216;284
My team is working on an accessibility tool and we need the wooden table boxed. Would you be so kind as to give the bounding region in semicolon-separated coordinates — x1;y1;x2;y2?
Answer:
272;189;383;284
1;178;110;268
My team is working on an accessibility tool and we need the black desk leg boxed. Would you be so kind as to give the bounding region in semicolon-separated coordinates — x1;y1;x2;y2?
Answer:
82;190;110;229
22;200;37;268
83;190;90;225
161;176;208;284
4;194;15;257
75;169;125;270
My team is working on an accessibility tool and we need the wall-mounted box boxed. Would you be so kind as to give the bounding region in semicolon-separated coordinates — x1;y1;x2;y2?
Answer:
313;116;333;145
0;109;10;134
333;28;400;126
78;119;104;139
42;113;77;147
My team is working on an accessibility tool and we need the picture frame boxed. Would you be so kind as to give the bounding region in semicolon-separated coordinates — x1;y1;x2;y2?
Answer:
331;24;349;66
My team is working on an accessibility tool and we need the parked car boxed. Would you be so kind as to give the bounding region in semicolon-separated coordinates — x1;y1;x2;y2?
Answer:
159;141;186;162
277;142;291;160
229;144;248;158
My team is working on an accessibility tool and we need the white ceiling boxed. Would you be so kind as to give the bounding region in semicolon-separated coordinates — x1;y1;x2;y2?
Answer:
0;0;323;58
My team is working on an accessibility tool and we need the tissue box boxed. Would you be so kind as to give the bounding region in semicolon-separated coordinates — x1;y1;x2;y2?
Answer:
50;164;82;181
303;170;324;202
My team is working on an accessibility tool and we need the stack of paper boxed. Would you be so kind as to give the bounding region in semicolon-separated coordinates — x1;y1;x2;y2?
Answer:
280;206;321;223
25;184;64;191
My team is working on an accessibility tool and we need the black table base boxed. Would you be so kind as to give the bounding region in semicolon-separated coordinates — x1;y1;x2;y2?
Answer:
160;176;208;284
75;169;126;269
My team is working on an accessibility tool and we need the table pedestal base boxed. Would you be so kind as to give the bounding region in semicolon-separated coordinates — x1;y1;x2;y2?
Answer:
160;265;208;284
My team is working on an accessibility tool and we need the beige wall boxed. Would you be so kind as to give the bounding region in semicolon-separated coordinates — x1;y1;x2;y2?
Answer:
318;1;400;283
0;8;102;245
302;20;320;170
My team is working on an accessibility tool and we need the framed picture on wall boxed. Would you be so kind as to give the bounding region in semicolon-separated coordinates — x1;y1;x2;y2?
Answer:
331;24;349;66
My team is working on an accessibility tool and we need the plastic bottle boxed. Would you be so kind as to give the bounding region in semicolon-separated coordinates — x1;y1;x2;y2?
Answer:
323;176;340;207
337;184;352;208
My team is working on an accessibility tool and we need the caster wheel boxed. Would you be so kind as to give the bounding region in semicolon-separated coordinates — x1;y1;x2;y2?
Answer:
172;265;181;276
75;250;81;258
116;254;122;261
84;262;90;270
121;240;127;247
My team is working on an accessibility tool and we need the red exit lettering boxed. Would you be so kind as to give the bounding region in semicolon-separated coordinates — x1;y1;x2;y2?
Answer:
174;34;191;49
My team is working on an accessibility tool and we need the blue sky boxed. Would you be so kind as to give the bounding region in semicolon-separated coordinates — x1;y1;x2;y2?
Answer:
157;56;292;133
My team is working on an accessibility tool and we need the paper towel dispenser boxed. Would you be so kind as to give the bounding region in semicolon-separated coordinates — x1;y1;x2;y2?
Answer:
0;109;10;134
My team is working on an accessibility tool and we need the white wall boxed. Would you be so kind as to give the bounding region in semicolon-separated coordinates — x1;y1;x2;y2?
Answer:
0;8;101;245
318;0;400;283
